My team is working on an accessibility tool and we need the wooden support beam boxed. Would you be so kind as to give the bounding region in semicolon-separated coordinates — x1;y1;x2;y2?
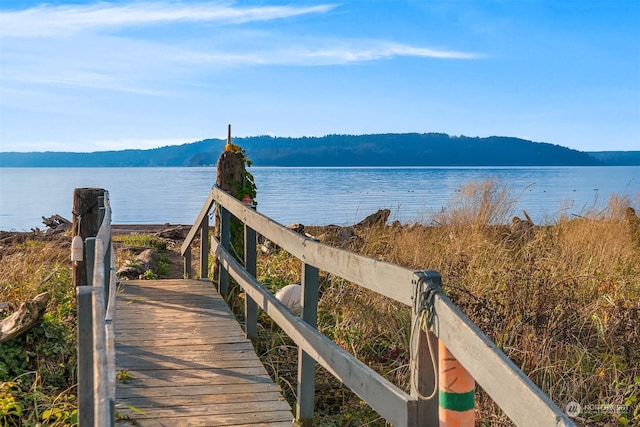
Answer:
244;225;258;339
219;207;230;296
297;263;319;426
200;215;209;279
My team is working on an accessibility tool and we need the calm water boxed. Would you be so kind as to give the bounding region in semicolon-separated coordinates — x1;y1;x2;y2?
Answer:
0;166;638;231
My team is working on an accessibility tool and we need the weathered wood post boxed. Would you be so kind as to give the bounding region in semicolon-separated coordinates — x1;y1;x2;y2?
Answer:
214;124;248;293
219;208;231;295
297;263;319;427
244;225;258;338
411;270;441;426
199;213;209;280
72;188;105;286
413;273;475;426
72;187;105;427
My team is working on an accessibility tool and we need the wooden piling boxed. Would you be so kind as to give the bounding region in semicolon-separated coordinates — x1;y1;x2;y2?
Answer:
216;125;245;194
72;188;105;287
214;125;247;284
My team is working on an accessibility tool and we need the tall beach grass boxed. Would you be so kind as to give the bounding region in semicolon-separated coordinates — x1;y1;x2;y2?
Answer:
252;180;639;426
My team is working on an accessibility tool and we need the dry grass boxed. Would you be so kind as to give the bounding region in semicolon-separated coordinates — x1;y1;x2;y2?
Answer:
360;183;639;425
0;237;73;311
0;234;77;426
251;181;640;426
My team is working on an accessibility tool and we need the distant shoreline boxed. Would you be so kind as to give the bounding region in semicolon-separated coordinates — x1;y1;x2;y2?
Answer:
2;133;638;167
1;164;639;168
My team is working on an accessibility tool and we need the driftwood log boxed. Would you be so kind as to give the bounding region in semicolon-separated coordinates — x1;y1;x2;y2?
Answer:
42;214;71;229
354;208;391;228
0;292;50;343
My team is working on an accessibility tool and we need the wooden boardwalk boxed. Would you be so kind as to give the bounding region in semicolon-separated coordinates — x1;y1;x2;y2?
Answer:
114;279;294;426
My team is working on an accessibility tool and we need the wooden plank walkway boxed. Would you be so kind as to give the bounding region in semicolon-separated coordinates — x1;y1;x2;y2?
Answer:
114;279;294;426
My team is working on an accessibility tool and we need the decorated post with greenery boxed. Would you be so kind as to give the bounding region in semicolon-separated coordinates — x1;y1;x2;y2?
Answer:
214;125;256;267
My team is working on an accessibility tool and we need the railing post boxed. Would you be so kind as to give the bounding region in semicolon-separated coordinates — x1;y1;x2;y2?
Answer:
219;206;230;295
297;262;319;426
85;238;96;287
200;214;209;279
76;285;94;427
183;247;191;279
98;195;105;225
106;248;117;427
78;237;96;426
411;270;441;426
244;224;257;338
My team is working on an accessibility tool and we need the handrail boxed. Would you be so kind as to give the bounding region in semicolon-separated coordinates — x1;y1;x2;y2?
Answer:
184;184;576;426
213;237;418;426
77;190;116;426
181;187;215;278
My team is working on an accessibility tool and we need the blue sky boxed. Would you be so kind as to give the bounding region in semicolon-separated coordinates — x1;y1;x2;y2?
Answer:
0;0;638;153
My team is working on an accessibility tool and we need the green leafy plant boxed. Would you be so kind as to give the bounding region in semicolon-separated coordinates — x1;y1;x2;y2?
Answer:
614;376;640;425
116;369;133;384
41;406;78;425
0;382;23;422
142;269;158;280
235;150;257;203
220;149;258;263
157;260;170;277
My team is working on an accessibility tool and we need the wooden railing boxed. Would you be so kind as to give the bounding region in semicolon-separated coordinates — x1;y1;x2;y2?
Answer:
76;190;116;426
182;185;577;427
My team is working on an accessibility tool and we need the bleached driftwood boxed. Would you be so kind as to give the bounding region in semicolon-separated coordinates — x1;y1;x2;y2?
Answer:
42;214;72;233
0;292;50;343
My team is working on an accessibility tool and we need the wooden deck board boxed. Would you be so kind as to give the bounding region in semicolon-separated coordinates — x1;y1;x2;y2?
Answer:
114;279;294;426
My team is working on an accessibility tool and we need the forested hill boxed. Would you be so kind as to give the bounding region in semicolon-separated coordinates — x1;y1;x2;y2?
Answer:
1;133;638;167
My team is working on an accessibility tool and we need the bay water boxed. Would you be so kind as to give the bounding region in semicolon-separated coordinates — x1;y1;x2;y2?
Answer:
0;166;638;231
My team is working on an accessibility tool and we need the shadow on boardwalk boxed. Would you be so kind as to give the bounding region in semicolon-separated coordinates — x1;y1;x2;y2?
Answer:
114;279;294;426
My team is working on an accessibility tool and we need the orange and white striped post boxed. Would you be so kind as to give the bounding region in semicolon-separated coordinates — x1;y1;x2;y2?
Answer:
439;341;475;426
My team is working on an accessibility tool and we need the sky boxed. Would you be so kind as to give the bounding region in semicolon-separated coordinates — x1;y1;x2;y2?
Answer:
0;0;639;153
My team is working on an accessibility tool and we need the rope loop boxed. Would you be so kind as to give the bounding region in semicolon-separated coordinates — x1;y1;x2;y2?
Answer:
75;215;82;235
413;270;442;328
411;270;443;400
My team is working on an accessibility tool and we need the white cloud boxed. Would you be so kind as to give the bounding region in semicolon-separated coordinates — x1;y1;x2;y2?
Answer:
0;2;482;99
0;2;338;38
287;42;482;64
178;39;481;67
381;44;481;60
